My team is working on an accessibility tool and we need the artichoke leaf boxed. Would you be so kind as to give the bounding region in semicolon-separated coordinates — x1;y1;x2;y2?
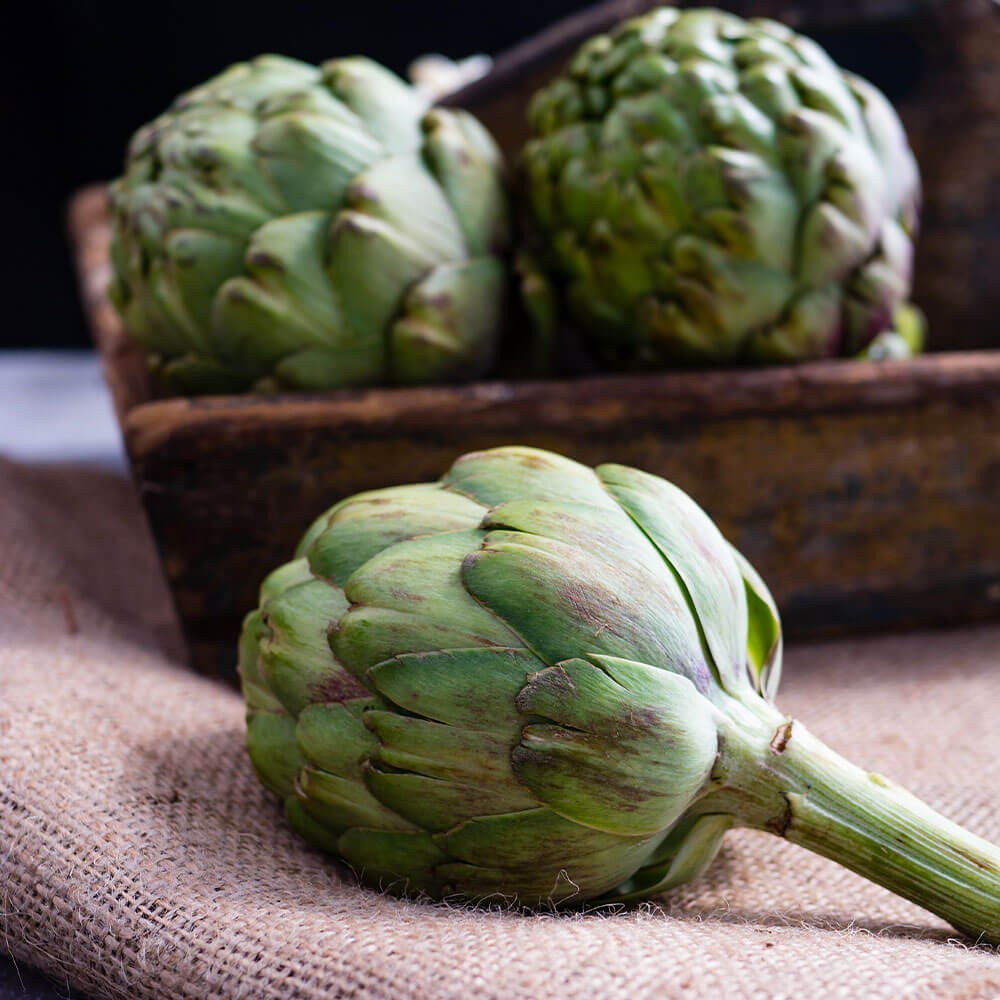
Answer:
481;497;667;581
727;544;783;700
321;56;429;154
703;92;778;157
144;256;207;355
343;530;520;649
265;346;383;390
422;108;509;256
325;210;439;351
442;446;613;510
515;250;559;374
286;797;343;854
258;575;354;715
746;283;842;361
298;765;418;834
141;167;276;243
789;63;863;134
185;54;320;109
603;813;732;901
237;211;343;334
336;828;450;895
211;214;348;369
210;278;324;369
706;146;798;271
464;529;712;687
297;700;380;778
334;607;521;677
435;835;660;904
238;607;278;709
346;154;467;265
841;218;913;353
778;106;849;206
739;61;800;120
365;710;522;785
513;655;718;836
437;807;633;869
156;105;285;216
848;75;919;230
451;109;507;171
158;354;254;395
305;483;484;586
259;555;315;601
598;463;748;693
364;764;537;832
163;228;246;337
253;111;383;212
246;710;305;799
255;85;364;135
367;647;541;731
388;258;505;385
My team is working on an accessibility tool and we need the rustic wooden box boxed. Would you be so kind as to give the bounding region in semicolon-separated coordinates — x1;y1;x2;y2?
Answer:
70;0;1000;679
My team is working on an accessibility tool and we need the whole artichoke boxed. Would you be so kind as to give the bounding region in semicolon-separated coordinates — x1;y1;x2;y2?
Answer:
109;55;509;394
519;7;922;368
240;446;1000;943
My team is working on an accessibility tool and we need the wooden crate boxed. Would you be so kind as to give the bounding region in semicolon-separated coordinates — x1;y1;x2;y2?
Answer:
70;183;1000;680
69;0;1000;678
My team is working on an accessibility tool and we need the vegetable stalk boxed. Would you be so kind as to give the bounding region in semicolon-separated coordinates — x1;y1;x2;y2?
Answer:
707;700;1000;943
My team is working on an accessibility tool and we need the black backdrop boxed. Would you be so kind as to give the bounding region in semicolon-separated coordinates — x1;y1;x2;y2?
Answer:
5;1;919;351
5;0;585;350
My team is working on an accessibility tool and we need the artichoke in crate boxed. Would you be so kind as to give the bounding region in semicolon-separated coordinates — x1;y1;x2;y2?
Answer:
241;446;1000;943
109;55;509;394
519;7;923;369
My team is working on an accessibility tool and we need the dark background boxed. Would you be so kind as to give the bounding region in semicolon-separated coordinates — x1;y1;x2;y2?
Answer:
4;0;589;352
4;1;922;353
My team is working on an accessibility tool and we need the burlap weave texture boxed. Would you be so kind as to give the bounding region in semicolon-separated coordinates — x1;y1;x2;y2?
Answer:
1;458;998;999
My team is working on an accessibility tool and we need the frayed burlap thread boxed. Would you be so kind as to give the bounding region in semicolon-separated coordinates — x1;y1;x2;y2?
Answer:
1;457;998;1000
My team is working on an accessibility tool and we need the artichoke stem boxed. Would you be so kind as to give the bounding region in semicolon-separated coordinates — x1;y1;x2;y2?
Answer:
707;701;1000;944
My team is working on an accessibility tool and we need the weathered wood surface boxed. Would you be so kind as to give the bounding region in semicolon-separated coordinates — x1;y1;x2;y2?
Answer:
447;0;1000;354
68;188;152;423
69;188;1000;679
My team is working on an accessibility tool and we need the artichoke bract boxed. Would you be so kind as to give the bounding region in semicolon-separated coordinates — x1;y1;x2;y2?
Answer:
109;55;509;394
240;446;1000;943
519;7;923;369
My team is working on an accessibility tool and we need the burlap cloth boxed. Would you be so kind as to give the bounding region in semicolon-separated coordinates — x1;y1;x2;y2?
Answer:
1;457;998;1000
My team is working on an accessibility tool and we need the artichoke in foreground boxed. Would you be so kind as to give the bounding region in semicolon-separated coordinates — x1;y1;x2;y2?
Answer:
240;446;999;943
519;7;923;369
109;55;509;394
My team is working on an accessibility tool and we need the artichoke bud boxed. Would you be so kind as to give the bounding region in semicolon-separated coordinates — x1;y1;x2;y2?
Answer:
241;445;775;904
240;447;1000;945
519;7;923;368
109;54;509;395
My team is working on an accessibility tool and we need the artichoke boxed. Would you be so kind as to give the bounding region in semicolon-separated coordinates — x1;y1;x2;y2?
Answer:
518;7;923;369
109;55;509;394
240;446;1000;943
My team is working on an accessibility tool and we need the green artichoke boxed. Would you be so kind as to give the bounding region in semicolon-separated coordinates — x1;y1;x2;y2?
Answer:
109;55;509;394
519;7;923;369
240;446;1000;943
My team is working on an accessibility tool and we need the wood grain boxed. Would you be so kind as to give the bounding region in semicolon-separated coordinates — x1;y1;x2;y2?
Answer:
66;187;151;423
68;172;1000;681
